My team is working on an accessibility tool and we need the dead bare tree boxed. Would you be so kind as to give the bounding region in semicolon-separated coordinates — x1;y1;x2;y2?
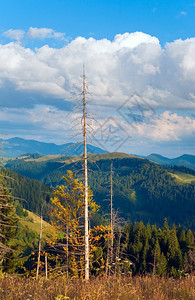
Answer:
36;203;44;280
49;66;98;279
36;201;48;280
82;65;89;280
106;162;115;276
110;162;114;264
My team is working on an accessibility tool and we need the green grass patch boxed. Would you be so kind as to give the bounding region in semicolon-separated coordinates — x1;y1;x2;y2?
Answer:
170;171;195;184
19;210;52;238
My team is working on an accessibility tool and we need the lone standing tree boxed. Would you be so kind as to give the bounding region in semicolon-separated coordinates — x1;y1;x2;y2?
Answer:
82;65;89;280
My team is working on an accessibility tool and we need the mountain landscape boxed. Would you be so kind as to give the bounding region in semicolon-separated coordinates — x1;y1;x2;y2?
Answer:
2;152;195;230
1;0;195;297
1;137;194;170
1;150;194;286
1;138;194;230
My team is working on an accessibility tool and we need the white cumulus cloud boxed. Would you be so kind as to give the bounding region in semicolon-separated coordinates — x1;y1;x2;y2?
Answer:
3;29;25;41
0;32;194;110
135;111;195;142
0;31;194;153
27;27;65;40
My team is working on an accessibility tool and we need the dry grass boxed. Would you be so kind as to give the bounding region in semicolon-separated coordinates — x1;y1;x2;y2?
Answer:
0;275;194;300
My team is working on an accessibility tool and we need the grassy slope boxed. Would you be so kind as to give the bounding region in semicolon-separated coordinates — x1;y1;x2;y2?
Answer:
26;154;76;163
0;156;14;166
89;152;135;161
3;152;134;163
170;171;195;184
19;210;52;239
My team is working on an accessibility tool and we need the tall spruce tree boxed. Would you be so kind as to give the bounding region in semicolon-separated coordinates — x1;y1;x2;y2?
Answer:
0;171;18;271
152;238;167;276
167;224;182;276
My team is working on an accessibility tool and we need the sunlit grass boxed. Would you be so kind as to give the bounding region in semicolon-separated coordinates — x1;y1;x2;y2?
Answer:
19;210;52;238
0;275;194;300
170;171;195;184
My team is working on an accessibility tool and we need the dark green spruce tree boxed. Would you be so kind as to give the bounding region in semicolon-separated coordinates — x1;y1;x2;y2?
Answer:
0;171;18;271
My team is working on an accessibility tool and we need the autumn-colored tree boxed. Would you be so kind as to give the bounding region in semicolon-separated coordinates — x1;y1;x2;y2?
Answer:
49;170;109;277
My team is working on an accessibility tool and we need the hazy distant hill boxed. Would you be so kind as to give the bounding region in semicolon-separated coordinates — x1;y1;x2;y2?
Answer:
145;153;195;170
0;137;107;157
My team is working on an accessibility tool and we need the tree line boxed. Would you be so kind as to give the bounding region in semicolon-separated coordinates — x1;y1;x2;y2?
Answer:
20;172;195;278
0;167;194;277
3;156;195;229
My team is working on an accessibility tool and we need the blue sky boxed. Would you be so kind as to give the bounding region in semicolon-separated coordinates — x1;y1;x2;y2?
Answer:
0;0;194;157
1;0;195;46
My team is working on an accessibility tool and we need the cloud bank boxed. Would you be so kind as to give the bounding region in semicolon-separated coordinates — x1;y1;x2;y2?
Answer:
0;31;194;154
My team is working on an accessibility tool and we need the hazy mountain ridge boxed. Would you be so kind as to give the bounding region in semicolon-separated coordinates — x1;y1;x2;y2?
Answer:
0;137;107;157
1;137;194;171
145;153;195;170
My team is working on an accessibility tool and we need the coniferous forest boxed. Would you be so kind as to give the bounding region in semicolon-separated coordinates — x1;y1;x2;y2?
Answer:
0;159;194;278
0;159;195;299
3;154;195;228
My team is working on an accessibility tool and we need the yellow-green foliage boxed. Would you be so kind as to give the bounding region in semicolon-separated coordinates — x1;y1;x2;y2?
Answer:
50;170;99;232
49;171;110;277
50;170;100;276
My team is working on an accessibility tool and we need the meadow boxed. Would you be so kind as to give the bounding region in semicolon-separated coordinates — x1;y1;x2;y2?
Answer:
0;275;194;300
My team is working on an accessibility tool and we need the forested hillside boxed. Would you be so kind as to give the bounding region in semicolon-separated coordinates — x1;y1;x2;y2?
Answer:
0;167;52;218
3;153;195;230
88;158;195;229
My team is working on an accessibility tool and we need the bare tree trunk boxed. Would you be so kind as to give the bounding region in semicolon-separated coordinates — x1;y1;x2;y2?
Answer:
106;244;110;277
82;65;89;280
110;163;113;268
115;226;122;275
106;163;114;276
36;212;43;280
66;225;69;278
45;253;48;279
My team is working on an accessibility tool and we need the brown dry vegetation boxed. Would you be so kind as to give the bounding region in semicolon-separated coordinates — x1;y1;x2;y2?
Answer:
0;275;194;300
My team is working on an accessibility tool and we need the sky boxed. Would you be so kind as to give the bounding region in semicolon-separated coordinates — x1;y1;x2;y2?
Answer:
0;0;195;157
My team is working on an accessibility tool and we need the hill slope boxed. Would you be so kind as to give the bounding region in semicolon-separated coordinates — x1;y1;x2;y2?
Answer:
0;167;52;217
3;153;195;230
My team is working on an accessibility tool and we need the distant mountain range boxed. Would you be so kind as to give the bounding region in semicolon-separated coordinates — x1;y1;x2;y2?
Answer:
0;137;107;157
0;137;194;170
145;153;195;170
